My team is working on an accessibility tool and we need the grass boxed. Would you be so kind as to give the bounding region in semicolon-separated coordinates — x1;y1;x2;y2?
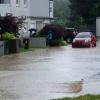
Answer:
19;48;34;52
53;94;100;100
19;46;46;52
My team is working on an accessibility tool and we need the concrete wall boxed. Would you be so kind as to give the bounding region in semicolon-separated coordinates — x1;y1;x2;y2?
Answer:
20;37;46;48
29;0;49;17
30;37;46;48
0;41;4;56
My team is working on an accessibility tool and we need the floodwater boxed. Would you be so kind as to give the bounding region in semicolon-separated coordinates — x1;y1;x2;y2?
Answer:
0;41;100;100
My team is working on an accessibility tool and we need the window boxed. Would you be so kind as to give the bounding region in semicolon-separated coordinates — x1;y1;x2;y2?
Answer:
50;7;52;13
16;0;20;6
0;0;10;4
49;0;53;18
4;0;10;4
24;0;27;7
0;0;4;3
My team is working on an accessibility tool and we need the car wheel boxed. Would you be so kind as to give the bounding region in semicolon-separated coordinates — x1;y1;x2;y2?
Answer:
72;44;75;48
94;43;96;47
89;43;93;48
91;42;96;47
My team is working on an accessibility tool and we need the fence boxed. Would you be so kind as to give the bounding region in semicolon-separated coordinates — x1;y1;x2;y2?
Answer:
79;25;96;34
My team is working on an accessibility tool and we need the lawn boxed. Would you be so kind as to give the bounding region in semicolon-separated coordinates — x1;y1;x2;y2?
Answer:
20;48;33;52
53;94;100;100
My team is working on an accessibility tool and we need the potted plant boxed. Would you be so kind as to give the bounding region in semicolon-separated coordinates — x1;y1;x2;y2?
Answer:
3;32;19;54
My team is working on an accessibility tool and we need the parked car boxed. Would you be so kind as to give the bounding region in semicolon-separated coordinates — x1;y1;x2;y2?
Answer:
72;32;96;48
64;28;78;43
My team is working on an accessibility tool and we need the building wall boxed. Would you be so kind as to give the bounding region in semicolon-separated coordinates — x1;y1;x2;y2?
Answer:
29;0;49;17
10;0;30;17
0;0;53;18
0;4;11;16
0;0;53;37
10;0;52;32
10;0;52;18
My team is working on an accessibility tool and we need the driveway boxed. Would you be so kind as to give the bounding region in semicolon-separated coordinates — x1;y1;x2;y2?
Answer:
0;41;100;100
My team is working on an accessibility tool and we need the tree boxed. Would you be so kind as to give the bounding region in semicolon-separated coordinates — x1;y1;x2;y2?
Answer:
38;24;65;40
38;24;66;46
53;0;70;26
0;14;22;39
69;0;100;25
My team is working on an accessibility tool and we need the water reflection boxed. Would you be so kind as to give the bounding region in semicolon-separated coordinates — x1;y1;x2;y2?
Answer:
51;80;83;94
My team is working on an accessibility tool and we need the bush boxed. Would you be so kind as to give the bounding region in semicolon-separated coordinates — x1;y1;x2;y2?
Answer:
0;14;22;39
38;24;65;40
59;40;67;46
50;37;67;46
3;32;15;41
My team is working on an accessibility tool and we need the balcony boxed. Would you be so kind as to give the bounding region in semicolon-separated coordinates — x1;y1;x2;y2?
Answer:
0;4;11;16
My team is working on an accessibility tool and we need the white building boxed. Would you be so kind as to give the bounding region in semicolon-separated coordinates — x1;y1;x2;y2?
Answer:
0;0;53;37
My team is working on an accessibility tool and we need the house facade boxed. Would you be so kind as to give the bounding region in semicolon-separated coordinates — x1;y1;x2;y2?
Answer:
0;0;53;36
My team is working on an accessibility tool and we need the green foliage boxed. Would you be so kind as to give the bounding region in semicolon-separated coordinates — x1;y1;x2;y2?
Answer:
0;14;22;39
53;94;100;100
69;0;100;25
54;18;68;27
53;0;70;26
68;15;83;28
38;24;65;40
50;37;67;46
3;32;15;41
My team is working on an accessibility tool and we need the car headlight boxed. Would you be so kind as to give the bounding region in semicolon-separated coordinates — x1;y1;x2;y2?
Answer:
85;39;89;43
85;38;91;43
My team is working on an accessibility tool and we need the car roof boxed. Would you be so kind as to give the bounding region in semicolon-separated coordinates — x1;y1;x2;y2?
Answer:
78;32;92;35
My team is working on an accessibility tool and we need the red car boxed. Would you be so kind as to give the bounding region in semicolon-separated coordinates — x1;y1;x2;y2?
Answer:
72;32;96;48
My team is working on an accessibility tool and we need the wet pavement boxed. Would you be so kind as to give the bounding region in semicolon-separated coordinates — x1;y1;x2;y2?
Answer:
0;41;100;100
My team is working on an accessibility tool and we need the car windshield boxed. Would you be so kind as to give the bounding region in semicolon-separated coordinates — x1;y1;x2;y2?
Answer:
76;33;91;38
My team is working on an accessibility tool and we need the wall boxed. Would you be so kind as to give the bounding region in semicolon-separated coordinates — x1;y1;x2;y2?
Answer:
11;0;30;17
0;41;4;56
0;4;11;16
20;37;46;48
30;37;46;48
30;0;49;17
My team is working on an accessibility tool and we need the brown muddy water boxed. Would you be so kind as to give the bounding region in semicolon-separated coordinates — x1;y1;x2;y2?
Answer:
0;41;100;100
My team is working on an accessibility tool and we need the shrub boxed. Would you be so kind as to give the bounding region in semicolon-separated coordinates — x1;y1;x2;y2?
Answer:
50;37;67;46
0;14;22;39
38;24;65;40
3;32;15;41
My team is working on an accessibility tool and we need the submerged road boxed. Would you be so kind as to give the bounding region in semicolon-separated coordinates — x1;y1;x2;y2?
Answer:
0;41;100;100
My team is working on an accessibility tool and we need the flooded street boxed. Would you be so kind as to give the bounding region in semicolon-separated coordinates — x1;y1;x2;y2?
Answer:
0;41;100;100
